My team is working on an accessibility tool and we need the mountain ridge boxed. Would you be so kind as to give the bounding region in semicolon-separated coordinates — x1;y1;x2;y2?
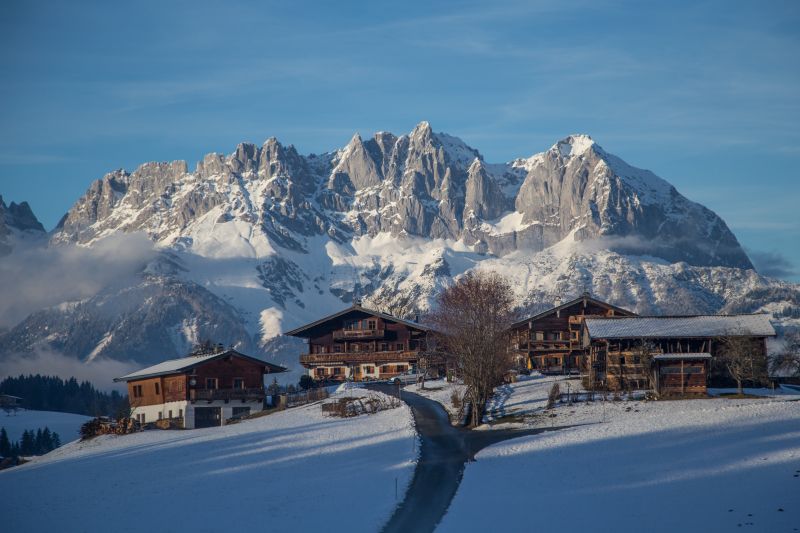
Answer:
1;123;795;379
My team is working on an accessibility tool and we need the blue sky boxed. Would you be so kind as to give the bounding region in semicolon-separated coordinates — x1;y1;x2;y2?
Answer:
1;0;798;280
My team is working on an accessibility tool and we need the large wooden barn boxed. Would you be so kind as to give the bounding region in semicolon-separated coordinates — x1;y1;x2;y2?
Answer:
286;303;434;382
583;314;776;396
114;348;286;429
509;292;636;374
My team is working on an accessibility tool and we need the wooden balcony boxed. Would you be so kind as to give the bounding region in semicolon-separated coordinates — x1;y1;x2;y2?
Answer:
300;350;420;366
190;388;264;402
332;329;385;340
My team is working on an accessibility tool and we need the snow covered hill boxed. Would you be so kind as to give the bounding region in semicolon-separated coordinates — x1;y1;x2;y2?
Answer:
438;376;800;532
0;409;90;443
0;123;798;377
0;390;417;533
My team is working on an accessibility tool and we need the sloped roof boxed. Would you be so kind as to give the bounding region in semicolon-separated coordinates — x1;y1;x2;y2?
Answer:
114;349;287;382
511;292;636;329
584;314;775;340
654;353;712;360
283;304;431;338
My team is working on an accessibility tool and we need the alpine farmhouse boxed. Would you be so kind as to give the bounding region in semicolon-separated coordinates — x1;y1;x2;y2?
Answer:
286;303;435;382
114;348;286;428
509;292;636;374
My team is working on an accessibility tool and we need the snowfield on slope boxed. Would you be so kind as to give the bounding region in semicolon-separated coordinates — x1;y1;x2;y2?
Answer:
0;409;91;443
0;390;417;533
437;381;800;533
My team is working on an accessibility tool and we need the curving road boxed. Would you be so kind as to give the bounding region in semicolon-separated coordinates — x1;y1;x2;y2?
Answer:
368;384;568;533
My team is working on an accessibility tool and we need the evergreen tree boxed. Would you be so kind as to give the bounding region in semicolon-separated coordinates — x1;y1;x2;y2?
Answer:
42;427;53;453
52;432;61;449
20;430;34;455
34;428;44;455
0;374;128;417
0;427;10;457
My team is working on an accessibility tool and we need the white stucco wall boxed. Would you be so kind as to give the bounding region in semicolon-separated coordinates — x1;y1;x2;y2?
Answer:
131;400;263;429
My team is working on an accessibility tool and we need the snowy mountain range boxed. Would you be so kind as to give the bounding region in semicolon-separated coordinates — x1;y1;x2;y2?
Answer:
1;122;798;378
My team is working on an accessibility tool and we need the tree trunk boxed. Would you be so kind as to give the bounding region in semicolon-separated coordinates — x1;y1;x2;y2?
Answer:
737;378;743;396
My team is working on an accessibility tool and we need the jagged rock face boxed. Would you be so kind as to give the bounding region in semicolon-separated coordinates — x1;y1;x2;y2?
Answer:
50;124;751;270
7;122;794;378
0;195;46;255
513;137;753;268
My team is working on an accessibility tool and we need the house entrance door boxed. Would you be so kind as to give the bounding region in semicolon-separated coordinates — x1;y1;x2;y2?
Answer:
194;407;222;428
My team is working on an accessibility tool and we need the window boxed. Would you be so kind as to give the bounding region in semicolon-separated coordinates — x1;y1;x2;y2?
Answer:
363;366;374;374
333;367;343;375
535;331;544;341
154;382;160;395
397;365;407;372
233;378;245;389
619;356;626;365
396;343;404;351
334;344;342;353
315;368;325;377
132;385;143;398
168;410;173;419
633;356;641;364
380;343;388;351
367;319;377;330
178;409;183;419
351;343;359;353
206;378;218;389
158;412;163;420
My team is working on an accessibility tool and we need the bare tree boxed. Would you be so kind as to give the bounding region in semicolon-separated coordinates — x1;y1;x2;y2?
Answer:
716;336;768;395
770;330;800;379
428;271;515;427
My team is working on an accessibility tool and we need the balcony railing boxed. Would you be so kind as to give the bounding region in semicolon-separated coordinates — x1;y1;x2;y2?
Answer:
332;329;385;339
300;350;420;366
190;387;264;402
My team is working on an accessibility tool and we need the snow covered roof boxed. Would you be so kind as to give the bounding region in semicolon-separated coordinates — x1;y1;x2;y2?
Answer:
584;314;776;340
511;292;635;329
114;350;287;382
654;353;712;361
284;304;431;338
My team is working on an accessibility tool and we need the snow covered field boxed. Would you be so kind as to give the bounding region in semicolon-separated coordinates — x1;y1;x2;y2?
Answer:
0;409;91;443
437;375;800;532
0;390;416;533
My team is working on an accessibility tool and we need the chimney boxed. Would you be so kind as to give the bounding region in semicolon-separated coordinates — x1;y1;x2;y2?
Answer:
554;296;562;307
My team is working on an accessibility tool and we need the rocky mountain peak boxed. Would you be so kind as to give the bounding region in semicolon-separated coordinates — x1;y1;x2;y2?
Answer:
49;124;754;270
552;134;596;158
0;195;45;233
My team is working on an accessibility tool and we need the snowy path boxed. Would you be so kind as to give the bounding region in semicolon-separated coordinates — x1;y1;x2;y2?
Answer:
369;384;569;533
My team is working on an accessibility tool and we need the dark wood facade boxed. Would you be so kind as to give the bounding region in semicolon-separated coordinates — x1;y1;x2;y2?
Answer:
124;352;274;408
286;305;433;382
583;316;774;396
509;293;636;374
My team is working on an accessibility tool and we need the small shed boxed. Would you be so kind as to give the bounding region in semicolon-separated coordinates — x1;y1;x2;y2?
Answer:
653;353;711;396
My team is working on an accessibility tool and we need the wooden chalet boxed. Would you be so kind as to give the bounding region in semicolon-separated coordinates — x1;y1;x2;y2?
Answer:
114;348;286;429
509;292;636;374
583;314;776;396
285;303;434;382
